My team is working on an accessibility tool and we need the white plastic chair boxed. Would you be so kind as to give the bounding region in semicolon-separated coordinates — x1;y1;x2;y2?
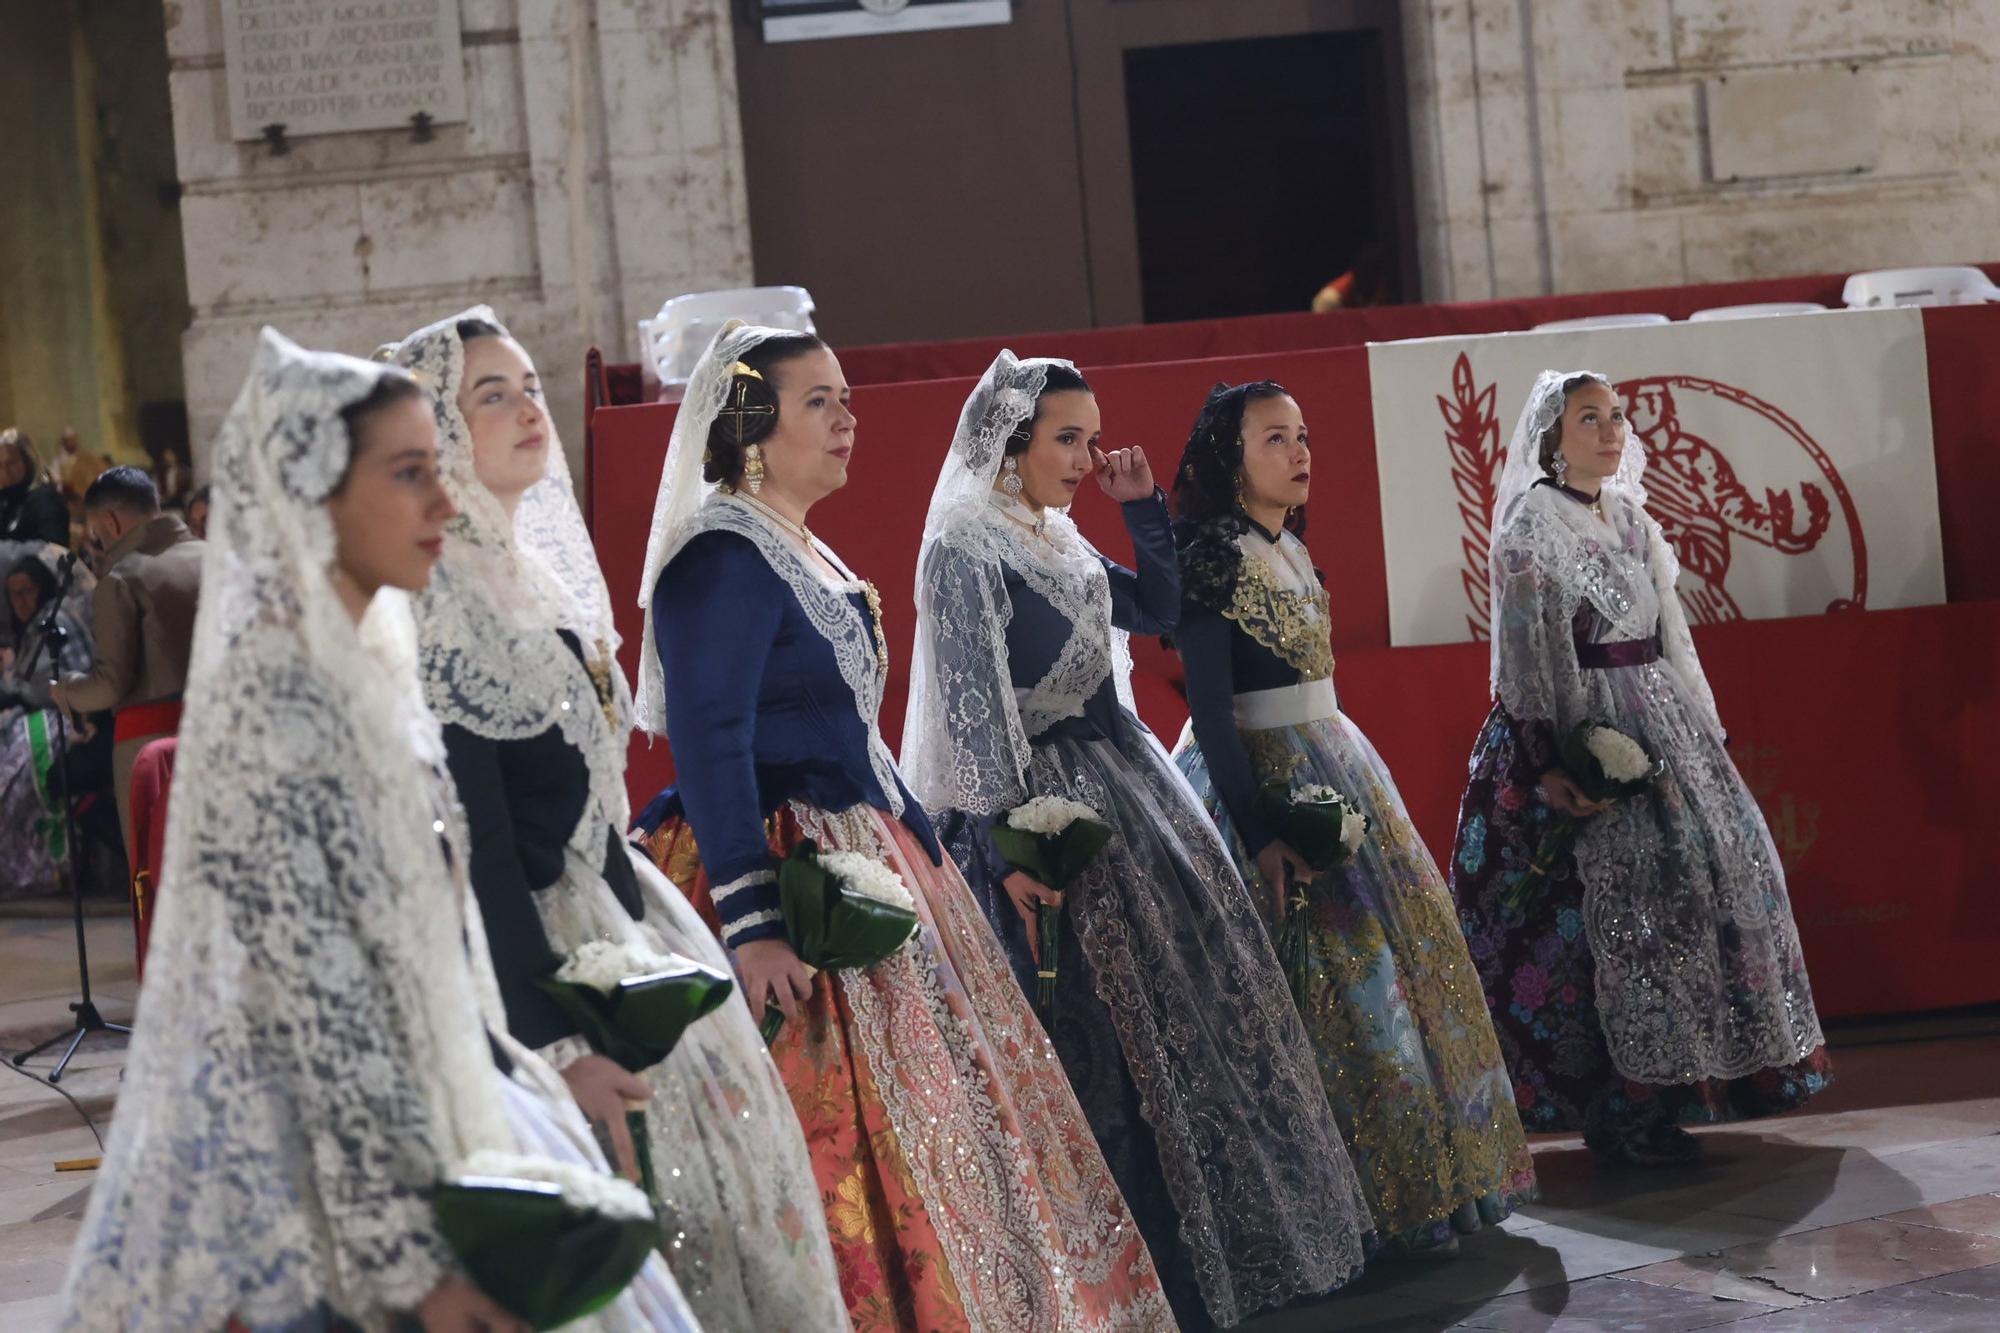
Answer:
1688;302;1829;322
1841;267;2000;309
642;286;817;389
1532;313;1671;332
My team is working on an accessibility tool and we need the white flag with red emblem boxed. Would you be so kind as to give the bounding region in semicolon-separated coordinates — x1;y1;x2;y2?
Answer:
1367;308;1945;648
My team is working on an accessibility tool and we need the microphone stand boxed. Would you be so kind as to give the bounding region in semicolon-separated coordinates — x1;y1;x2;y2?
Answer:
11;555;130;1083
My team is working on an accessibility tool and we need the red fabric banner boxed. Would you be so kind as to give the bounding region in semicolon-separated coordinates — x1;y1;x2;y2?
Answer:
589;305;2000;1019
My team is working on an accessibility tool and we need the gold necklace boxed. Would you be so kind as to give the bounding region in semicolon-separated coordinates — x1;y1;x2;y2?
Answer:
736;491;813;546
737;491;888;675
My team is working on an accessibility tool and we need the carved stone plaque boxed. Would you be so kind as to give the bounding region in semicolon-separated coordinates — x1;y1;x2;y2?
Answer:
221;0;467;141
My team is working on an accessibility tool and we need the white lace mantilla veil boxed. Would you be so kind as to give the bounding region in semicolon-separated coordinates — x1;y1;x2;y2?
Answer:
1488;368;1721;730
901;349;1140;817
392;308;636;839
59;331;542;1331
633;320;787;738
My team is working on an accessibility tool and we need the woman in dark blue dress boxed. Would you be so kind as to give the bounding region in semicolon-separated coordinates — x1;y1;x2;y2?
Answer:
904;350;1370;1331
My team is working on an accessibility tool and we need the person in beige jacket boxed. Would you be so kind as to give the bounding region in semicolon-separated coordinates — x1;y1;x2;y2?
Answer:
52;466;203;851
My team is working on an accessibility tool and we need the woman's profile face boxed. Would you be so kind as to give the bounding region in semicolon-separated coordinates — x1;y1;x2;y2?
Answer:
757;346;857;506
1011;390;1099;511
0;444;26;489
326;395;455;597
458;335;550;505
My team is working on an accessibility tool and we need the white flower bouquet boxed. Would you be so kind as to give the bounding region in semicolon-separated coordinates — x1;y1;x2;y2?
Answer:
535;939;734;1200
991;796;1115;1026
1253;780;1371;1009
535;940;734;1074
1504;719;1663;913
434;1150;660;1329
761;839;922;1043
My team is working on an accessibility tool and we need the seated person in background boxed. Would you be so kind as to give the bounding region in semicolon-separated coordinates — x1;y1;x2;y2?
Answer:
53;467;203;852
185;485;212;541
0;429;70;548
0;553;96;898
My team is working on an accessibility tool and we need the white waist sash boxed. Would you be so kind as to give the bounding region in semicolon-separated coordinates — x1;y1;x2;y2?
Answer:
1233;677;1339;730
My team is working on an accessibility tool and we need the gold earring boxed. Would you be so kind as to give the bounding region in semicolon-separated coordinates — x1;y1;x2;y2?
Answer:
744;443;765;495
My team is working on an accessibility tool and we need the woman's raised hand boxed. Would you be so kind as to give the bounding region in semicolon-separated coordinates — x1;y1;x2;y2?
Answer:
1089;443;1155;503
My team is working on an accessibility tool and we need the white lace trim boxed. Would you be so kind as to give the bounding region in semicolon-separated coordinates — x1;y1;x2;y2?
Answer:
657;495;904;817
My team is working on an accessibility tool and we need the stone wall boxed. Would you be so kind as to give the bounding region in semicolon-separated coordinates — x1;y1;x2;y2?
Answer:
163;0;2000;445
166;0;753;467
1399;0;2000;301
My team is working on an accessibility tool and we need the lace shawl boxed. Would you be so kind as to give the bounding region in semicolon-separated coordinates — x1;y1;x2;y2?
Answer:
61;332;528;1332
903;350;1135;816
664;493;904;816
1491;484;1720;737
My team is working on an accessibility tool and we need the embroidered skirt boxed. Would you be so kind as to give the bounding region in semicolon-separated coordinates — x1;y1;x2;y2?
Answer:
1175;709;1537;1248
652;801;1173;1333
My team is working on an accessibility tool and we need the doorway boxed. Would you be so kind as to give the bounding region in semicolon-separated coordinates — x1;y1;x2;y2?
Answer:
1123;29;1402;324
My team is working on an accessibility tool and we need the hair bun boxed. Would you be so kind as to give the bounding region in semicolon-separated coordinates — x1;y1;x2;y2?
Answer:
718;364;780;449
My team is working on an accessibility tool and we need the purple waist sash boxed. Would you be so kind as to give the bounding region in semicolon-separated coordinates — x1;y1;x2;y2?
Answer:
1576;635;1661;670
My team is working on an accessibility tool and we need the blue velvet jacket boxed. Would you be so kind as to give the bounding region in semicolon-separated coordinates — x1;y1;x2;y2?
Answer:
651;529;939;947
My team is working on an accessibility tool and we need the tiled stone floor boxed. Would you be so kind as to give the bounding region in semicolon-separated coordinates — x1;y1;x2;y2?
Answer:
2;911;1997;1332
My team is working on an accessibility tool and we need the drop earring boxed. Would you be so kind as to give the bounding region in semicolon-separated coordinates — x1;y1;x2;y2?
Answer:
1002;455;1024;497
1552;454;1568;478
744;443;765;495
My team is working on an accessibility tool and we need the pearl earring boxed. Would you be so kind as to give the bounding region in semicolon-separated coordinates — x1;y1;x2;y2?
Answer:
1002;455;1024;496
744;444;765;495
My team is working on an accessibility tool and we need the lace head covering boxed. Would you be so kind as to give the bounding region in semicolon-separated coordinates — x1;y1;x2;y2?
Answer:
901;350;1134;815
632;321;799;738
390;307;621;660
61;330;529;1329
392;309;634;835
1489;368;1649;687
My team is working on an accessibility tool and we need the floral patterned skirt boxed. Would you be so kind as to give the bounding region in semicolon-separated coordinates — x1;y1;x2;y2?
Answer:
1447;703;1832;1139
1175;711;1537;1248
650;802;1174;1333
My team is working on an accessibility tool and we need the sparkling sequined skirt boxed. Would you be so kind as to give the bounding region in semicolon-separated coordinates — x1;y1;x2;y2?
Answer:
948;718;1371;1330
653;801;1174;1333
1174;709;1538;1248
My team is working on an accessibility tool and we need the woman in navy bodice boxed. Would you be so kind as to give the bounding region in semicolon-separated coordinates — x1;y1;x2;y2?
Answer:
635;326;1172;1333
1169;380;1536;1255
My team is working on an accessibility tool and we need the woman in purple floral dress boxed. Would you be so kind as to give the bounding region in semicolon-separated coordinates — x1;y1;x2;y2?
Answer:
1448;370;1831;1168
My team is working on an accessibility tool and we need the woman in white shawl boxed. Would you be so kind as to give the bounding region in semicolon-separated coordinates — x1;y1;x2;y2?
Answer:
391;308;848;1331
1446;370;1830;1167
59;330;692;1333
904;352;1370;1330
